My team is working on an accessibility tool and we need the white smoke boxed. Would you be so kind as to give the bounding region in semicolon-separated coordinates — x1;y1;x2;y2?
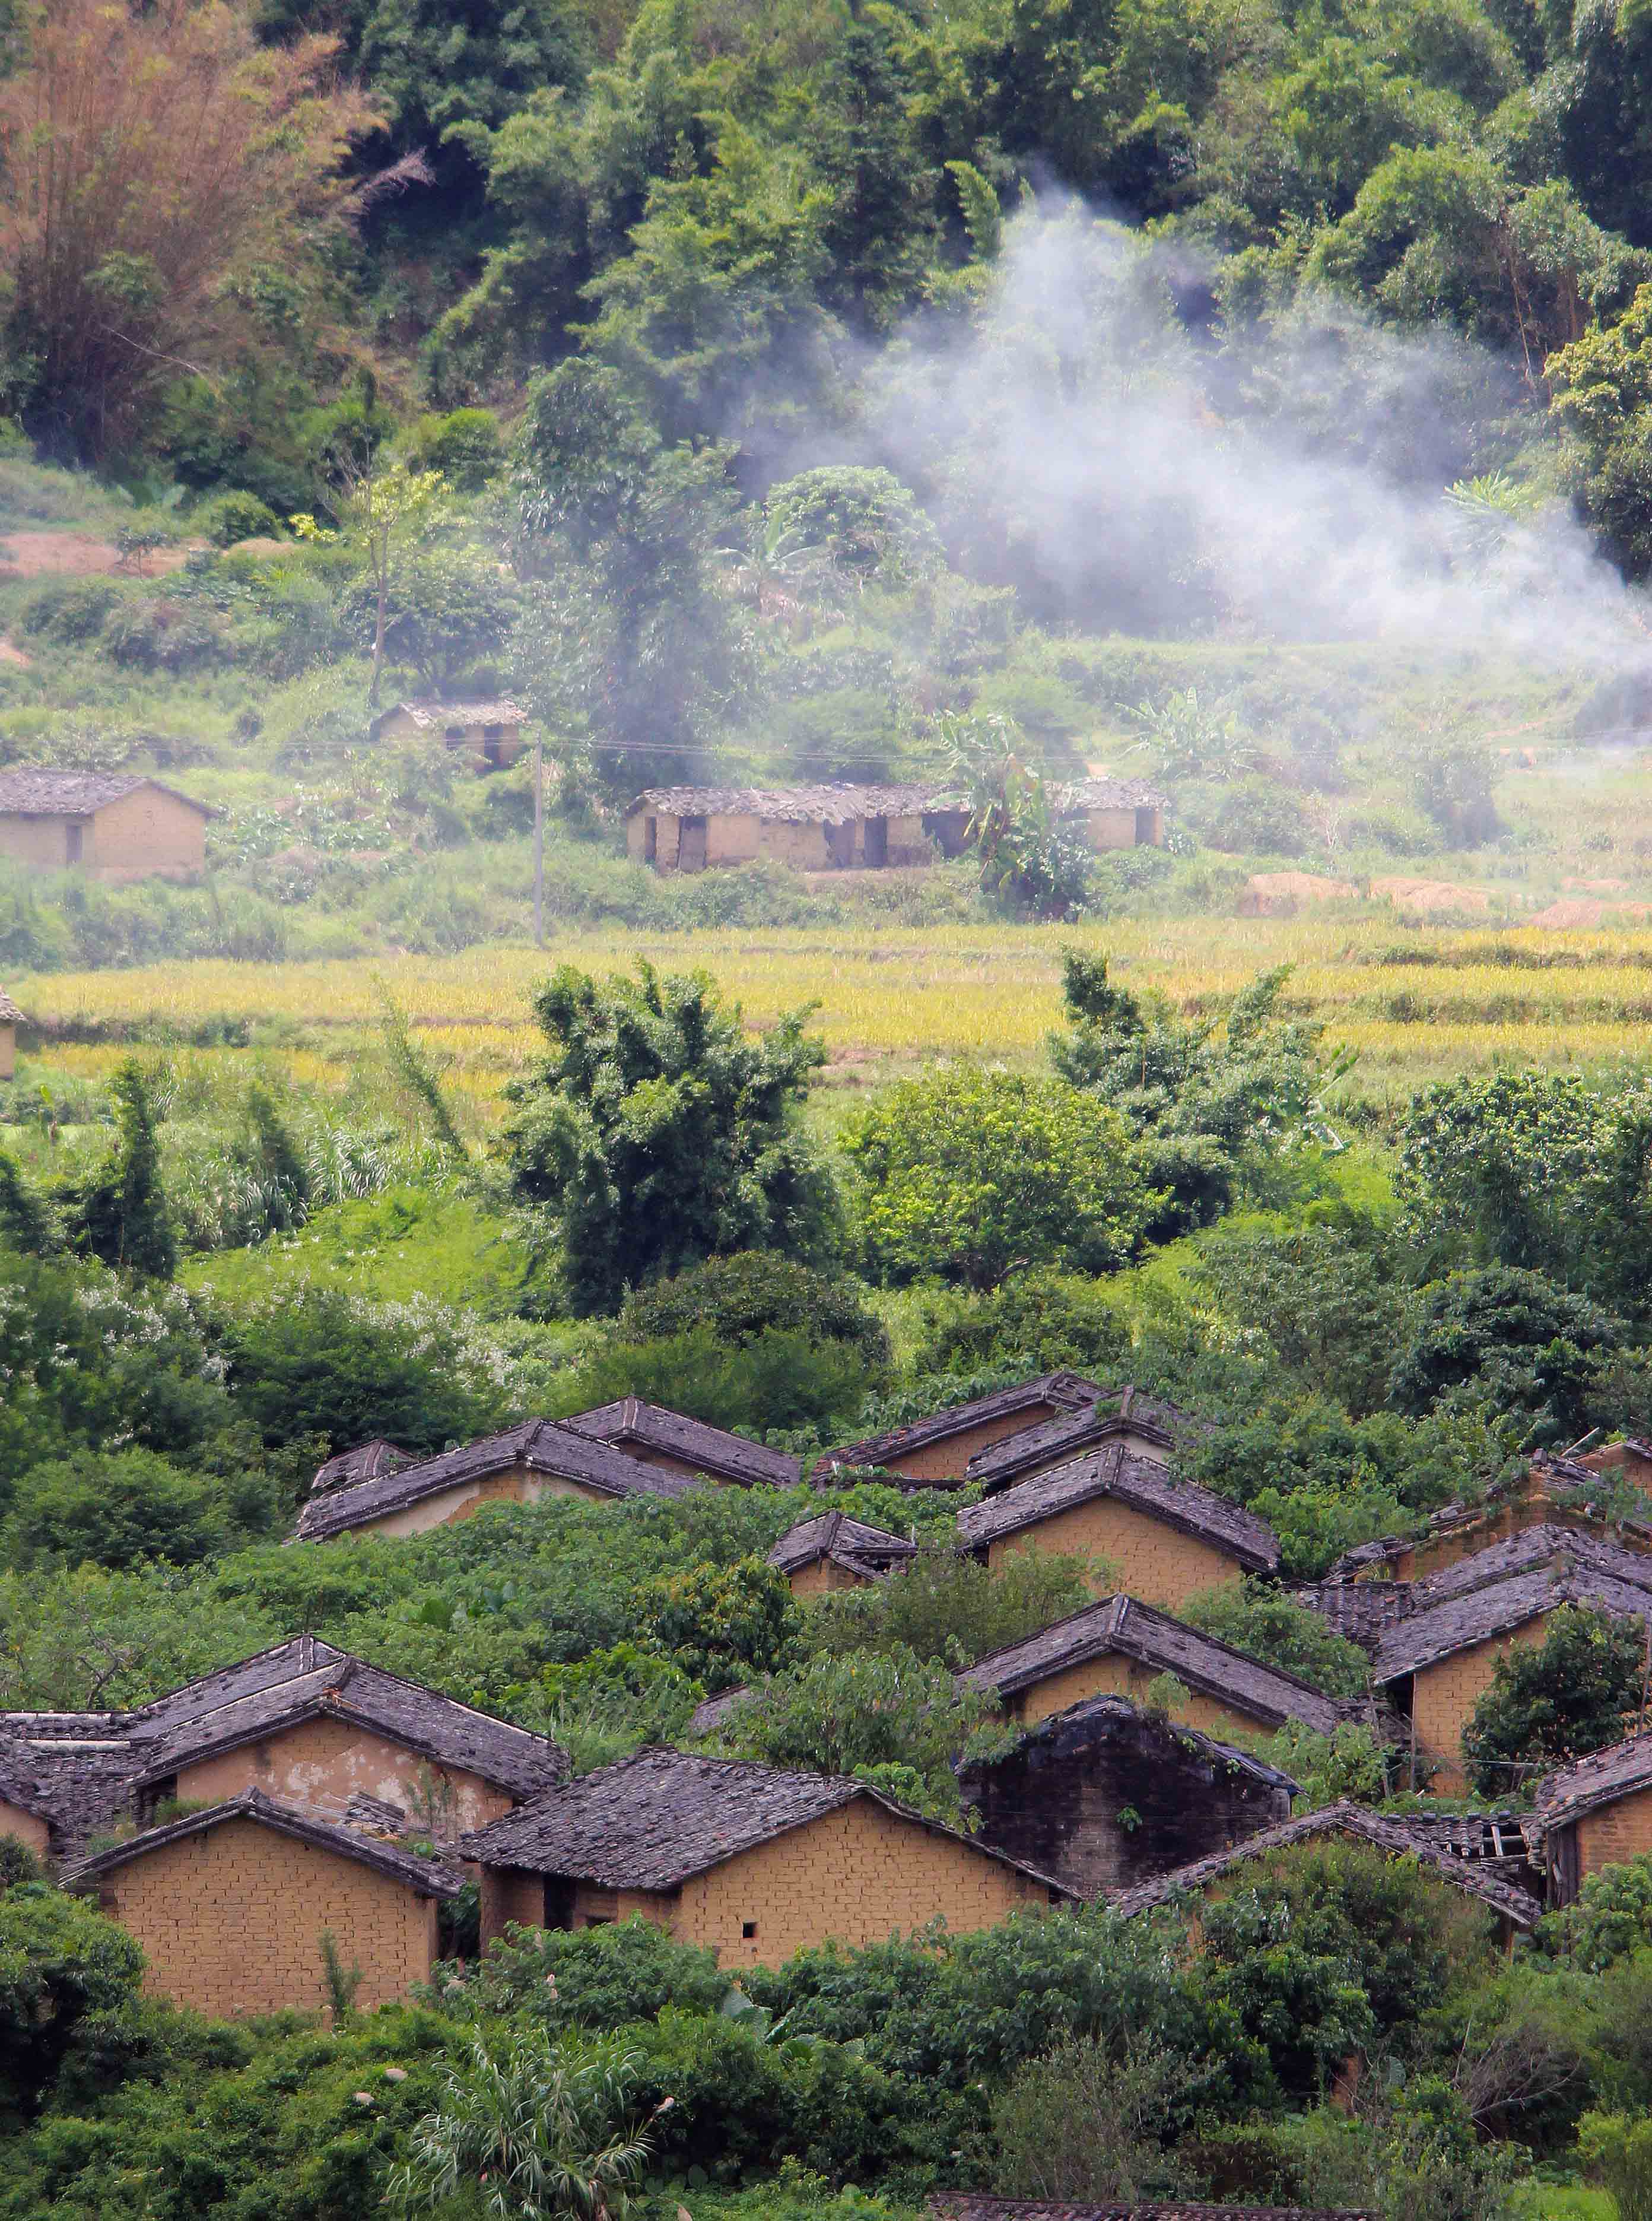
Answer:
856;202;1648;672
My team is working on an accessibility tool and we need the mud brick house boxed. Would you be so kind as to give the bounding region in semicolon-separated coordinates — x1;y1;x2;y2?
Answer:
294;1418;697;1543
964;1386;1210;1494
1580;1438;1652;1490
1372;1565;1652;1794
1111;1801;1543;1944
957;1693;1297;1899
814;1374;1103;1487
70;1790;463;2018
626;779;1166;876
0;769;212;880
0;1638;567;1858
563;1399;800;1488
958;1594;1355;1746
0;986;19;1081
956;1445;1279;1611
1327;1458;1652;1587
462;1749;1073;1968
371;697;529;770
119;1641;568;1836
767;1511;919;1597
1522;1734;1652;1905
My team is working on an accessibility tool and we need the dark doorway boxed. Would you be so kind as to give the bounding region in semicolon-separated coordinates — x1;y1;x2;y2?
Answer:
482;724;504;769
65;821;84;865
863;816;888;867
825;821;856;868
678;815;709;871
642;816;658;863
1135;806;1158;845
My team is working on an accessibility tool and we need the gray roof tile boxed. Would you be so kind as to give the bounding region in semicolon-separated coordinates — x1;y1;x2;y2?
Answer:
957;1443;1278;1572
564;1400;799;1487
68;1788;466;1895
0;769;214;817
1372;1566;1652;1683
1530;1730;1652;1833
965;1387;1211;1491
958;1595;1353;1738
815;1374;1101;1483
767;1511;918;1578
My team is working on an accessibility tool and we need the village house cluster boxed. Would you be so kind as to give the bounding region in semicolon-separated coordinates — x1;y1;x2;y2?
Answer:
8;1379;1652;2019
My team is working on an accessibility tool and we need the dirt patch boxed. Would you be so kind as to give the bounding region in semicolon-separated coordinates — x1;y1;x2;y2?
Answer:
223;537;291;560
0;530;205;578
1371;876;1492;918
1238;871;1359;917
1564;877;1628;893
0;638;31;667
1529;897;1652;929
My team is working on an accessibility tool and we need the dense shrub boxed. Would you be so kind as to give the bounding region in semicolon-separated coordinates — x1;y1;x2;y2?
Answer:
17;576;123;645
615;1252;892;1369
564;1327;875;1439
911;1273;1133;1377
3;1448;237;1569
802;1547;1096;1670
1461;1605;1647;1795
192;489;281;547
1181;1582;1373;1698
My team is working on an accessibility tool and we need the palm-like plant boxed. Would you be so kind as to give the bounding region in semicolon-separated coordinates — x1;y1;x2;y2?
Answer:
386;2030;660;2221
719;510;844;630
1120;688;1256;780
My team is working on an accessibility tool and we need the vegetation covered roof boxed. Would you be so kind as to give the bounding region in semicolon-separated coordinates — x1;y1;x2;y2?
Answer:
68;1787;468;1895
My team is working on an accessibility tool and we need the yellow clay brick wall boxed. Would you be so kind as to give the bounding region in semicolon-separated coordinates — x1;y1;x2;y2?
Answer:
0;1019;13;1082
987;1499;1242;1611
101;1817;439;2017
174;1714;515;1835
1577;1782;1652;1882
350;1464;609;1540
672;1797;1047;1969
1008;1651;1270;1743
0;811;77;871
1085;807;1140;851
886;1408;1061;1483
787;1557;869;1600
0;1800;48;1857
1409;1613;1551;1793
86;787;205;881
481;1865;545;1942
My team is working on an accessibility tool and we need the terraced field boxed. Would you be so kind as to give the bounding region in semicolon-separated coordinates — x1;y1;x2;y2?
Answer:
18;913;1652;1121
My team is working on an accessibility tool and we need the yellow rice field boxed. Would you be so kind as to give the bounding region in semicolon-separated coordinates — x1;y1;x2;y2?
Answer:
18;915;1652;1112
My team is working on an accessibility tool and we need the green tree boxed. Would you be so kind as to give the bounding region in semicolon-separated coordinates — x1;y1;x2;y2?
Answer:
634;1557;799;1692
1580;2111;1652;2221
1461;1604;1647;1795
388;2029;658;2221
725;1645;1007;1822
4;1449;234;1570
503;960;838;1316
614;1252;892;1368
1181;1581;1373;1698
945;713;1095;919
803;1547;1097;1670
1551;284;1652;577
763;465;941;585
1386;1266;1622;1439
66;1061;176;1279
0;1886;146;2118
844;1064;1155;1290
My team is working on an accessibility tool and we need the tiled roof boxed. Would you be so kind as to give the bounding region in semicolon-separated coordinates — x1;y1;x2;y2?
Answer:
1409;1524;1652;1610
1110;1801;1543;1927
1372;1566;1652;1683
956;1443;1278;1573
131;1636;351;1733
389;699;528;728
1292;1582;1417;1655
0;769;214;817
310;1439;412;1497
68;1788;466;1895
459;1747;1074;1896
965;1386;1209;1492
628;783;968;825
0;988;21;1023
932;2200;1377;2221
991;1692;1299;1792
563;1400;799;1488
294;1419;695;1541
126;1654;567;1798
1059;778;1168;811
957;1595;1352;1738
814;1375;1101;1483
688;1686;755;1737
1530;1730;1652;1834
767;1511;918;1578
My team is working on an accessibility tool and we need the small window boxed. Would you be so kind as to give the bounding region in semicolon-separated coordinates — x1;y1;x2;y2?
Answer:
444;725;466;745
65;821;84;865
741;1921;757;1940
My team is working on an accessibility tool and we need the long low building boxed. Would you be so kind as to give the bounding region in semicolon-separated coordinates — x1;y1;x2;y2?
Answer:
627;778;1166;874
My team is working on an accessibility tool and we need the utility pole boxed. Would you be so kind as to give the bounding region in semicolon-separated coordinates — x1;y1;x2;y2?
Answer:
533;732;545;949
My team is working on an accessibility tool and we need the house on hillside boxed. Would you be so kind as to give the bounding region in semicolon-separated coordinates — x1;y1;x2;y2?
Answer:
767;1511;919;1597
371;698;529;771
0;769;212;881
957;1594;1358;1747
0;987;19;1080
293;1419;698;1543
563;1399;800;1488
956;1443;1279;1611
308;1440;413;1499
1523;1733;1652;1905
957;1693;1296;1899
625;778;1166;875
1327;1455;1652;1585
814;1374;1103;1488
461;1748;1073;1968
1371;1564;1652;1794
70;1791;463;2018
0;1636;568;1859
1110;1800;1543;1945
964;1385;1210;1494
